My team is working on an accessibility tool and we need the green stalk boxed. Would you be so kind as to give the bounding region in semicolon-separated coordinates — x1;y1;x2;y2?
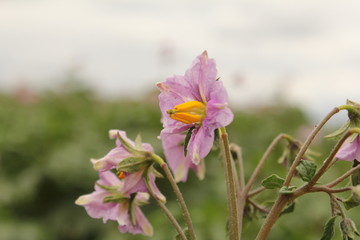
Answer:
219;127;240;240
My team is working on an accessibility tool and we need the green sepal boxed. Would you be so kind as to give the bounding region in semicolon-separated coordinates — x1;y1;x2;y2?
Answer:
117;157;151;173
102;194;128;203
129;194;137;226
296;160;317;182
261;174;285;189
277;141;298;167
96;182;120;193
320;216;337;240
184;127;195;157
175;228;191;240
347;99;360;126
340;218;360;240
117;132;143;155
325;121;350;139
279;185;297;194
134;133;143;150
213;128;220;148
149;164;164;178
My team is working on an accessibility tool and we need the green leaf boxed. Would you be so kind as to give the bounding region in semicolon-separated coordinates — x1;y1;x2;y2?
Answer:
343;195;360;210
296;160;317;182
279;185;297;194
261;174;285;189
184;127;195;157
320;216;337;240
117;157;151;173
175;228;191;240
280;202;295;216
343;185;360;210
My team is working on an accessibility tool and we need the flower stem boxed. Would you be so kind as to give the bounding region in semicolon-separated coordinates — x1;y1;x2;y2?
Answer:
219;127;240;240
161;162;196;240
326;164;360;188
230;144;246;190
283;107;340;187
255;194;293;240
306;130;352;187
255;107;340;240
243;133;287;195
145;178;187;240
248;186;266;197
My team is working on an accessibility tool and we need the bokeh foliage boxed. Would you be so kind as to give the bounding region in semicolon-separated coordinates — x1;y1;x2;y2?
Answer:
0;83;357;240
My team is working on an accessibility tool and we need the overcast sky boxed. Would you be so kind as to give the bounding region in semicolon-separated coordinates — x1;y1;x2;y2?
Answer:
1;0;360;120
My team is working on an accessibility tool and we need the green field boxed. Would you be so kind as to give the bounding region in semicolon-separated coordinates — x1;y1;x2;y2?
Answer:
0;83;357;240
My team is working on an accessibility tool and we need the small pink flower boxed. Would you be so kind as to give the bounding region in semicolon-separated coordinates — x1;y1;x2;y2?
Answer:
91;130;166;202
157;51;233;166
75;171;153;236
336;135;360;161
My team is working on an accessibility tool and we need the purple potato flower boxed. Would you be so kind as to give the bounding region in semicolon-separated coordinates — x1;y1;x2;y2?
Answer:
75;171;153;236
91;129;166;202
157;51;233;167
336;135;360;161
162;133;205;182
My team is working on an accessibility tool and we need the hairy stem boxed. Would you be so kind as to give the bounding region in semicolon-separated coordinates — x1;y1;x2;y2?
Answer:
219;127;240;240
255;107;340;240
248;186;266;198
231;144;246;190
255;194;293;240
284;107;339;187
153;158;196;240
326;164;360;188
145;179;187;240
310;186;352;194
244;133;287;195
306;130;353;188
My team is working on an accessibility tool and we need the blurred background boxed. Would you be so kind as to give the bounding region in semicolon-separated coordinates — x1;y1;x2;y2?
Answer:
1;0;360;239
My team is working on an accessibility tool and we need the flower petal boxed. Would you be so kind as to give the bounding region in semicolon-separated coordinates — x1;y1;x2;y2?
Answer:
184;51;217;103
187;126;214;164
122;170;147;196
91;147;131;171
205;99;234;128
337;136;360;161
148;172;166;203
76;191;119;222
162;133;198;182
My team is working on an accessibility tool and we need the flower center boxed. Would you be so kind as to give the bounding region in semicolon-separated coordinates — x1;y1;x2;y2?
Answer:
167;100;206;124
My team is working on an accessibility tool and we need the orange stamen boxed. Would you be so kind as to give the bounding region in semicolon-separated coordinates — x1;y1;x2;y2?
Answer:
167;100;206;124
118;171;126;180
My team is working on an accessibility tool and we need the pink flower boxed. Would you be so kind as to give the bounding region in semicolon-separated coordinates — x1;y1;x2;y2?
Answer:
91;130;166;202
91;130;153;171
157;51;233;165
75;171;153;236
162;133;205;182
336;135;360;161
